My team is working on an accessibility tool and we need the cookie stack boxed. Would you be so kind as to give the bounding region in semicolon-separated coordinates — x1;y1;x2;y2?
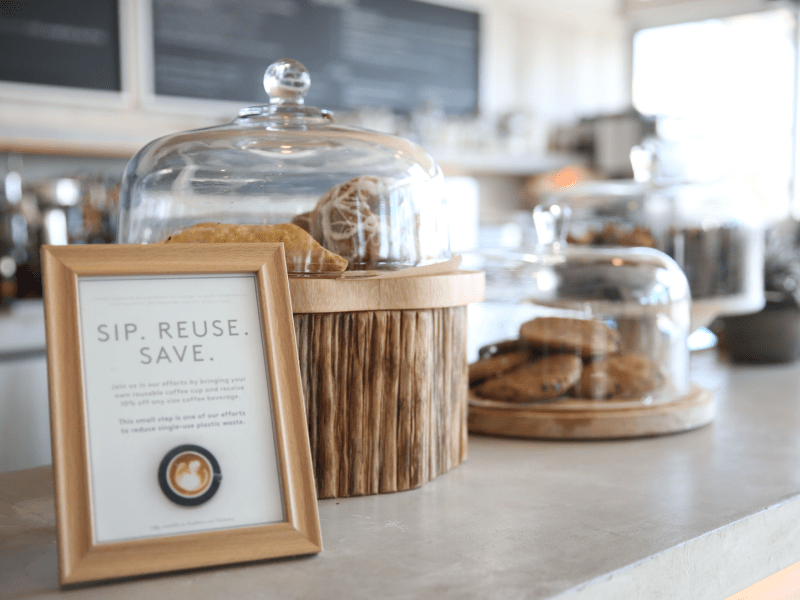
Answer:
470;316;662;403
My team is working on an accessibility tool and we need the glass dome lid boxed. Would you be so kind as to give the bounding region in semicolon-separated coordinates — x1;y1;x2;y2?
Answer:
537;164;765;327
501;246;691;312
468;205;693;407
118;59;450;273
491;206;691;318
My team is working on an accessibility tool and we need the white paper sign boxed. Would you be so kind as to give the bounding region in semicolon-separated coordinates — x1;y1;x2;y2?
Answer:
77;274;284;544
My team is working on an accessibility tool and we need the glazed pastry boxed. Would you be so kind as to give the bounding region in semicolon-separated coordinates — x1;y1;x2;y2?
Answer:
295;176;384;269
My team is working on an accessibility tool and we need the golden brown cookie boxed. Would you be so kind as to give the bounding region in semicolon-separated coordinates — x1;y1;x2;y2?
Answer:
519;317;620;358
477;339;524;360
624;225;657;248
568;224;657;248
468;350;528;385
575;354;662;399
473;354;582;403
163;222;348;273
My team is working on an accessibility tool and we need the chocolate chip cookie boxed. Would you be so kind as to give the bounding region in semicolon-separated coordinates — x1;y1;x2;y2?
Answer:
474;354;582;403
576;354;661;399
519;317;620;358
469;350;528;385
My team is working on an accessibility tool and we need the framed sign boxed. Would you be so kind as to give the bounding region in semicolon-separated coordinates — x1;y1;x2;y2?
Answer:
41;243;321;585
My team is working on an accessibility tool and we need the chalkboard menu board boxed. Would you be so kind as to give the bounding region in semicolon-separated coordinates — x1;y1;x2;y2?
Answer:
0;0;121;91
152;0;479;114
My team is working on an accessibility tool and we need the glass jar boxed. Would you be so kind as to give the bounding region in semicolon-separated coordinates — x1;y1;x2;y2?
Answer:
468;205;692;407
118;59;450;273
539;172;765;329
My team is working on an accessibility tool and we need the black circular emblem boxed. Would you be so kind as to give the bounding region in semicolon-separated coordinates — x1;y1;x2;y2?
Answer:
158;444;221;506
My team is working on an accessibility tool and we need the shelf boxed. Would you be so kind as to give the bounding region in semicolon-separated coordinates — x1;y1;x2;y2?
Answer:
431;148;581;177
0;136;139;159
0;98;225;160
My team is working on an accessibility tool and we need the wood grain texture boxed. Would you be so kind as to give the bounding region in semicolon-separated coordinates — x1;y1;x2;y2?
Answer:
42;245;91;582
288;270;485;313
379;312;401;494
293;306;469;499
468;384;715;440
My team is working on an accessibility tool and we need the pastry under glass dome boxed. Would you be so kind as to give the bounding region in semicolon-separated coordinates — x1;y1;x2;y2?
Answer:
118;59;450;273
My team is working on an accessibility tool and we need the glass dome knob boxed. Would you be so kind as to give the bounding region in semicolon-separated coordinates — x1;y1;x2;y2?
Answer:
533;203;571;250
263;58;311;106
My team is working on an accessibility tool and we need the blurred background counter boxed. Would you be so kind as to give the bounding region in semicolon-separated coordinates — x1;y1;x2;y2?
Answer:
0;299;47;473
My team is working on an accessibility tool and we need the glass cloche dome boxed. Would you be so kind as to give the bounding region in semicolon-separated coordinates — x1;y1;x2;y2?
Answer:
538;141;765;329
468;204;692;407
118;59;450;273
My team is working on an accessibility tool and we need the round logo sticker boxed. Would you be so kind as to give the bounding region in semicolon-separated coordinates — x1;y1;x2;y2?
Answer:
158;445;221;506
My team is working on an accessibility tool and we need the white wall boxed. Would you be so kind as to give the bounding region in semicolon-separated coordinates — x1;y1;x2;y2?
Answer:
432;0;630;224
440;0;629;123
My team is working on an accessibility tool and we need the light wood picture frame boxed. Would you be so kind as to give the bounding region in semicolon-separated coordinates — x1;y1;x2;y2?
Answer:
41;243;322;585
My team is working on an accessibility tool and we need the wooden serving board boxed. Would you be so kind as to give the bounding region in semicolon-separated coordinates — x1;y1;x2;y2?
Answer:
468;385;715;440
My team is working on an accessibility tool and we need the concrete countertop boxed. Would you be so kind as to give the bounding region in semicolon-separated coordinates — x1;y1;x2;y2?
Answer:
2;349;800;599
0;299;45;356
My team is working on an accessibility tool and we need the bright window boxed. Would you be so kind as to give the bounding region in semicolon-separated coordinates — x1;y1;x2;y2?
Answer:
632;9;796;220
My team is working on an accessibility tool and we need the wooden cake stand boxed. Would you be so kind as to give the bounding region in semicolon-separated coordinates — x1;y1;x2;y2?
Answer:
468;385;715;440
289;268;485;498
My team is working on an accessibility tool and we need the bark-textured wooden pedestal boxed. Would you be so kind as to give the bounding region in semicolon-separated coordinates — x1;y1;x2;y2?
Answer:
289;271;485;499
